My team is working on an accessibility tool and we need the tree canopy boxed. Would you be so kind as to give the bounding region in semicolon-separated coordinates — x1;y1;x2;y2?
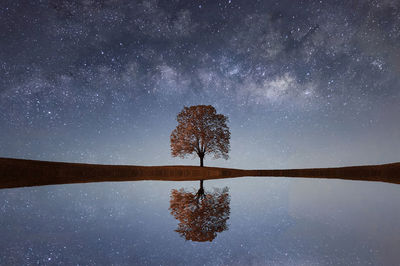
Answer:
169;186;230;242
170;105;230;166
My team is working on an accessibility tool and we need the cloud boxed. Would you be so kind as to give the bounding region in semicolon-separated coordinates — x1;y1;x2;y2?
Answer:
237;72;316;106
230;14;285;61
1;0;399;125
154;64;191;95
132;1;197;39
172;10;196;36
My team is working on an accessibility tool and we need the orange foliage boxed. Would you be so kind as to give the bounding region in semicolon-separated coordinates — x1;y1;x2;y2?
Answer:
170;105;230;166
169;186;230;242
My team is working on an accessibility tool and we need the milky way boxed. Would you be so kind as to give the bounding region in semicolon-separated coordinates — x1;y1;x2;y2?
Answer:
1;0;399;168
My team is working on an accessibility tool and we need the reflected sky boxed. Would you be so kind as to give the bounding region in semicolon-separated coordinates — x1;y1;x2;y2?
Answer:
1;177;400;265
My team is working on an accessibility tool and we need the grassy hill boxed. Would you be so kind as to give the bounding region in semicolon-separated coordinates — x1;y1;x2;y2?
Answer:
0;157;399;189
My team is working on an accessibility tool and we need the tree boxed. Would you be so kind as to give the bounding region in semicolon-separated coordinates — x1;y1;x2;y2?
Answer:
169;183;230;242
170;105;230;167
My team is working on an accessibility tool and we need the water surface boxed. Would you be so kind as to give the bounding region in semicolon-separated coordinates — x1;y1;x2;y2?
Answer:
1;177;399;265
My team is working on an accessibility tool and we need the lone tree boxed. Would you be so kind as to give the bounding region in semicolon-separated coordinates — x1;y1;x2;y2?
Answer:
170;105;230;167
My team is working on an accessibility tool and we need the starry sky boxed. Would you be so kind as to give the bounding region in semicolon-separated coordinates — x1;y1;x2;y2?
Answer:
0;0;399;169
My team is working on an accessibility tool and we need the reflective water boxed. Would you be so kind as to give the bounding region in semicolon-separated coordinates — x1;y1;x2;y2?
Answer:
1;177;400;265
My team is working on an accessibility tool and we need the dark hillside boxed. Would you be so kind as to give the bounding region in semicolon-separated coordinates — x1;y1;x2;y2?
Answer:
1;157;399;189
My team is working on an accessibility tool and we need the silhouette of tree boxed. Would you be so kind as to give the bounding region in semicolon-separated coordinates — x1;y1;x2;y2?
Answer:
170;105;230;167
169;181;230;242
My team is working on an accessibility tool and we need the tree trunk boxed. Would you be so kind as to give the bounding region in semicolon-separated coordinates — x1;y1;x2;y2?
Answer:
196;179;204;199
200;155;204;167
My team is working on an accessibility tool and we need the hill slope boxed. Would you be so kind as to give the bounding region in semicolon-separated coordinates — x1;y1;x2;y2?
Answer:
0;157;399;189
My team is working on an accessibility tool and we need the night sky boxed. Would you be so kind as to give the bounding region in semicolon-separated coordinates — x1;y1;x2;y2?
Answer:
1;0;399;169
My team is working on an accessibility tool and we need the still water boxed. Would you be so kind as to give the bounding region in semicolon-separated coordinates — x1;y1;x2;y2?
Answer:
1;177;400;265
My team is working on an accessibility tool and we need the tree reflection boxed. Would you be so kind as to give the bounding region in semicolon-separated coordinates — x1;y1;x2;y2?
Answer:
169;180;230;242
